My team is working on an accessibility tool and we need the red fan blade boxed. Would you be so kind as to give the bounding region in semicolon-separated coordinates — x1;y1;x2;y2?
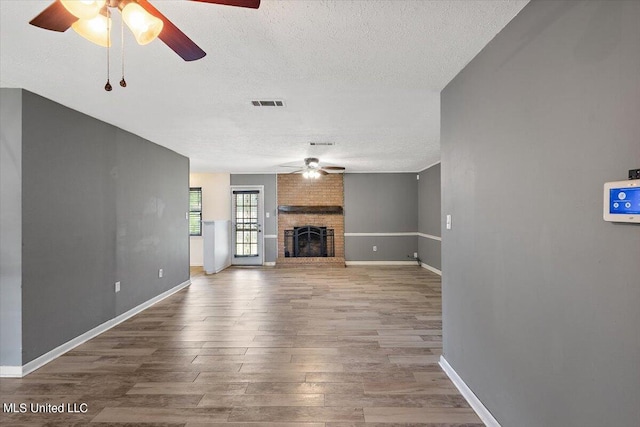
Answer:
29;0;78;32
136;0;206;61
323;166;345;171
189;0;260;9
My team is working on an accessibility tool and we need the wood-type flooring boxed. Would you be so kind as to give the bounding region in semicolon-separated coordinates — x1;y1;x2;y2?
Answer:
0;266;482;426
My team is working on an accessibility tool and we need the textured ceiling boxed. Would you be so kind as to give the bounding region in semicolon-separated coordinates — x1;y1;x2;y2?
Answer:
0;0;529;173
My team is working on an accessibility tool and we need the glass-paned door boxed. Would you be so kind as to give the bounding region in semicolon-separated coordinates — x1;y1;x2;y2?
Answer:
231;187;263;265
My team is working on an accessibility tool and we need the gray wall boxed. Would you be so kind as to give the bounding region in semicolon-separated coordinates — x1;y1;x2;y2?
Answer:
114;128;190;314
231;173;421;262
418;163;441;270
19;90;189;364
344;173;418;261
0;89;23;367
440;1;640;426
230;174;277;263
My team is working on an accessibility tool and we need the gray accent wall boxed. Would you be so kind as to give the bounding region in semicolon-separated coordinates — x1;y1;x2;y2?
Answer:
0;89;23;367
17;90;189;364
418;237;441;271
113;129;190;315
344;173;418;261
230;174;277;263
441;1;640;426
345;235;417;262
418;163;441;270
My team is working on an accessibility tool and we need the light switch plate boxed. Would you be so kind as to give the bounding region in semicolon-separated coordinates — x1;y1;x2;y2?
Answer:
115;281;120;293
446;215;452;230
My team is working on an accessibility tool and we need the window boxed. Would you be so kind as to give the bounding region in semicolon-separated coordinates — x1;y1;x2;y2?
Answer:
189;187;202;236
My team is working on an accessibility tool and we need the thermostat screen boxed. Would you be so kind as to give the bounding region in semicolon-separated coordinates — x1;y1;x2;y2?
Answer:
609;187;640;215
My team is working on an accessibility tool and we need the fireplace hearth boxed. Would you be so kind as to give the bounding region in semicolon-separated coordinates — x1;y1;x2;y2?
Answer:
284;226;335;258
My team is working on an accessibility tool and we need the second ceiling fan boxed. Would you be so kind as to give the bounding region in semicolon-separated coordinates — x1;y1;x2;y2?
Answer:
29;0;261;61
290;158;346;179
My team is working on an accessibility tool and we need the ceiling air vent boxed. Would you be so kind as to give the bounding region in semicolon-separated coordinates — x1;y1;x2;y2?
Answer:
309;142;335;146
251;100;285;107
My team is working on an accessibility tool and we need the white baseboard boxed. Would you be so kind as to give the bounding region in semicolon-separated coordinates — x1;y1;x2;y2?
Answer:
263;262;276;266
0;365;22;377
205;262;231;274
1;279;191;378
420;262;442;276
345;261;418;266
439;356;501;427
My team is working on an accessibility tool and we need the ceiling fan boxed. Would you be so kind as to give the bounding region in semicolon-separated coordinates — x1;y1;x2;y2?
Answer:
289;158;346;179
29;0;261;62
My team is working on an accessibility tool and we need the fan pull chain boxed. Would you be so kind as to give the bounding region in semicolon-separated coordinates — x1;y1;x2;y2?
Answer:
120;11;126;88
104;8;112;91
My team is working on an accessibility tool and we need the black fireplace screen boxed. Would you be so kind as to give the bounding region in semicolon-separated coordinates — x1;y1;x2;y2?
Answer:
284;226;334;257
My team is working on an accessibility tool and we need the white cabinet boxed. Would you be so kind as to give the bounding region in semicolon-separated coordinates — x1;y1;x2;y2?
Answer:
202;220;231;274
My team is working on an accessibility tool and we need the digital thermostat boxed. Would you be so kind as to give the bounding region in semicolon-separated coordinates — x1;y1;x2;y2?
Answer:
603;180;640;223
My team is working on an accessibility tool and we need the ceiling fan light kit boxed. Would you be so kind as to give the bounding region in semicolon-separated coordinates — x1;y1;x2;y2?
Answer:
71;11;111;47
120;1;163;45
290;158;345;179
60;0;106;20
63;1;163;47
29;0;261;89
303;170;321;179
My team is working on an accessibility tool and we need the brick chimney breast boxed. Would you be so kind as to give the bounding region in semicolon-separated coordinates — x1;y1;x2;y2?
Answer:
277;174;345;266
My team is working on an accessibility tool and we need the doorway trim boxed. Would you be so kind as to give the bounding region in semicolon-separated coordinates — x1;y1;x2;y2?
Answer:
230;185;264;266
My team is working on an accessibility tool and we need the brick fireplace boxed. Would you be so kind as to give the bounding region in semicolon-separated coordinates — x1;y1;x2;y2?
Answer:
277;174;345;266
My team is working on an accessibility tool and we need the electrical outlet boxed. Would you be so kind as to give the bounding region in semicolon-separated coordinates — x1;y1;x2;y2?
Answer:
373;246;377;252
413;252;418;258
115;281;120;293
158;269;163;278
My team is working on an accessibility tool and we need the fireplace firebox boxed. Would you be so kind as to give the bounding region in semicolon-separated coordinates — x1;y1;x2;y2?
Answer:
284;226;335;258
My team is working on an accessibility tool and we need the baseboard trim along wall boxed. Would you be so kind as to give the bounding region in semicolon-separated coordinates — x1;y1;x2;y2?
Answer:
0;279;191;378
345;261;418;266
209;263;231;274
263;262;276;266
420;262;442;276
439;356;501;427
0;366;22;377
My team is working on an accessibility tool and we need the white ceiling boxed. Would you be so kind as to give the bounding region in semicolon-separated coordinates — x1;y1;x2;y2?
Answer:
0;0;528;173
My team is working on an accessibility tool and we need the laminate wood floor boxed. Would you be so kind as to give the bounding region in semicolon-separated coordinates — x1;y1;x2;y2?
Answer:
0;266;482;426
